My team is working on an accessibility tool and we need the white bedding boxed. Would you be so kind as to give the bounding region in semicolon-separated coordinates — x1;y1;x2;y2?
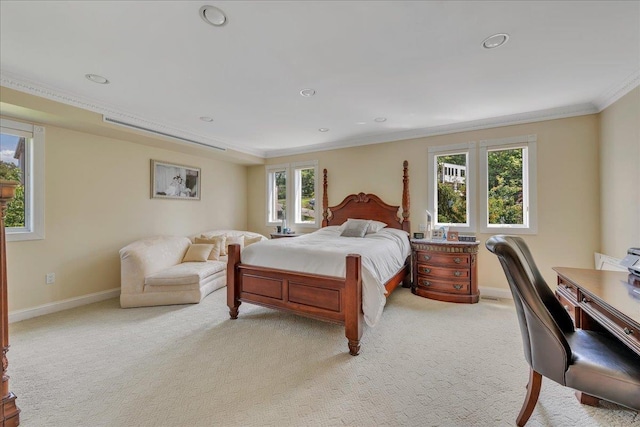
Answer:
241;226;411;327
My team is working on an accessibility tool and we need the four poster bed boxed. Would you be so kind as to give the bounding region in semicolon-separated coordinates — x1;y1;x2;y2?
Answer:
227;161;411;355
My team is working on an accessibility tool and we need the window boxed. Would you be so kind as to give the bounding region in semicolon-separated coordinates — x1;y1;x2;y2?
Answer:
266;164;287;223
479;135;537;234
293;164;316;224
266;161;318;228
428;142;476;231
428;136;537;235
0;118;45;241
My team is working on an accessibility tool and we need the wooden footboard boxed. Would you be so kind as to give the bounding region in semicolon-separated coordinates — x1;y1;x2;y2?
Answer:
227;244;409;355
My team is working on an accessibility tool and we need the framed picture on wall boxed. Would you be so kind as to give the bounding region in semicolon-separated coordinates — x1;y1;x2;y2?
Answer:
151;160;201;200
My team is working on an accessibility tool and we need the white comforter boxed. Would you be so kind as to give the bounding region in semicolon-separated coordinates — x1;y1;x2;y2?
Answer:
241;226;411;327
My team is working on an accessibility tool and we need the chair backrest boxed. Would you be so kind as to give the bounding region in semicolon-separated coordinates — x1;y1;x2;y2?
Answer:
486;235;574;384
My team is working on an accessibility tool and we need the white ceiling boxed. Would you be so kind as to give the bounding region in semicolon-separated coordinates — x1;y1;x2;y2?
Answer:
1;1;639;158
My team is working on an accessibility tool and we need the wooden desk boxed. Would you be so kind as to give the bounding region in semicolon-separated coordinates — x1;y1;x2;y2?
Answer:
554;267;640;356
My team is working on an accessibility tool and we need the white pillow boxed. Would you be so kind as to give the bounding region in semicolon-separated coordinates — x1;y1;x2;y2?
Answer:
338;218;367;232
339;219;370;238
366;220;387;234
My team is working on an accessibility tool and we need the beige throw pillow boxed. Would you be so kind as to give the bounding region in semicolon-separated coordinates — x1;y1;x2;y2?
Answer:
194;237;223;260
201;234;227;255
182;244;214;262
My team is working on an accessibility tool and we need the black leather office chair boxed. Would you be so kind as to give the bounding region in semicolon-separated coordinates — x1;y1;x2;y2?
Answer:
485;235;640;426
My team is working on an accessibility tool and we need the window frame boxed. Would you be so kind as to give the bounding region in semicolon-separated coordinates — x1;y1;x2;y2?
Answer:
1;118;45;242
291;160;319;228
479;134;538;234
428;142;477;233
265;161;320;229
265;163;288;226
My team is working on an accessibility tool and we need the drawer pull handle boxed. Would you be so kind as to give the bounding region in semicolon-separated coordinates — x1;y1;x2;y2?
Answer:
564;284;570;289
582;298;588;303
453;257;461;264
422;255;431;261
624;327;634;335
421;280;431;287
453;284;463;290
454;271;462;277
420;267;431;274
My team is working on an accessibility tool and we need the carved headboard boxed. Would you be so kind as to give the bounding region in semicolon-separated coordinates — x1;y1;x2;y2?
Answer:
321;161;410;233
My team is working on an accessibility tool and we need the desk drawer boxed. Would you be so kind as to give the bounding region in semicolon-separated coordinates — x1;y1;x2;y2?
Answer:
581;295;640;354
555;289;577;323
557;278;578;300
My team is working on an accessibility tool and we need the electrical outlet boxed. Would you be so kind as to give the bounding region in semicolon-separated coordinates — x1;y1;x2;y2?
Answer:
46;273;55;285
419;224;427;231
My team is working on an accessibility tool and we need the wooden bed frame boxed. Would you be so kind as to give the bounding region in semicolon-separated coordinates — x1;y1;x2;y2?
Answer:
227;161;411;355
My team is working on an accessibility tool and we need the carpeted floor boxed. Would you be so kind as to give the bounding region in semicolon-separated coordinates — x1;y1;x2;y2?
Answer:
8;288;639;426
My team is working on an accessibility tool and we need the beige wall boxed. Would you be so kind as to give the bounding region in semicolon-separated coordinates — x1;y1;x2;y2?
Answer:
599;87;640;257
6;124;248;311
248;115;601;291
10;86;636;312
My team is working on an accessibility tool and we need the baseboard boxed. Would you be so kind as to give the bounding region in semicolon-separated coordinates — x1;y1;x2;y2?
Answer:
479;286;513;301
9;288;120;323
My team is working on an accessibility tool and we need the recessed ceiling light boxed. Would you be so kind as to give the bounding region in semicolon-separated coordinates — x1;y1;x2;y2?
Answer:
199;5;227;27
374;117;387;123
300;89;316;97
85;74;109;84
199;116;214;122
482;33;509;49
319;128;329;132
356;122;367;125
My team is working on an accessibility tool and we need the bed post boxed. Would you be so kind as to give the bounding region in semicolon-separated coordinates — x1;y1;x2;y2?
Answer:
227;244;242;319
344;254;363;356
322;168;329;227
402;160;410;233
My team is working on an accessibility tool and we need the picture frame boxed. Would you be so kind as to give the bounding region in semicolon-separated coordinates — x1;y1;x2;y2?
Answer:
431;228;445;239
151;160;201;200
447;231;459;241
413;232;425;239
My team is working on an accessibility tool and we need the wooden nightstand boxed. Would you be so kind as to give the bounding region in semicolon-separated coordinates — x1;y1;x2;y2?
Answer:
411;239;480;303
270;233;298;239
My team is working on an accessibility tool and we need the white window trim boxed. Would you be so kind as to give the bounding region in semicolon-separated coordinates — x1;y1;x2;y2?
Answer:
1;118;45;242
265;161;320;229
291;160;319;228
265;163;288;226
479;134;537;235
428;142;477;233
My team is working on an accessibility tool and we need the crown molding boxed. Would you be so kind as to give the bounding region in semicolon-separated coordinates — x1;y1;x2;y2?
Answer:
3;69;634;161
264;103;598;158
594;69;640;112
0;70;267;158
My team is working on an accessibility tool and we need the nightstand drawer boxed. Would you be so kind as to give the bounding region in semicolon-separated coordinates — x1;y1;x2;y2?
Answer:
415;251;470;267
416;264;470;280
416;277;470;294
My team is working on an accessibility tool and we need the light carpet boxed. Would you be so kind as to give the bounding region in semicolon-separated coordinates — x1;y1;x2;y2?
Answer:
9;288;639;426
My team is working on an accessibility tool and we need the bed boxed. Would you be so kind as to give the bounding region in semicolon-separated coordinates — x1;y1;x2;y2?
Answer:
227;161;411;355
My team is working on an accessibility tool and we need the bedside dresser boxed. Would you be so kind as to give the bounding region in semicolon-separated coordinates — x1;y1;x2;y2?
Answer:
270;233;298;239
411;239;480;303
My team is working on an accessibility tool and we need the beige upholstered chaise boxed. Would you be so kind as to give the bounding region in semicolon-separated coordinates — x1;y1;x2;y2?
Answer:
119;230;266;308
